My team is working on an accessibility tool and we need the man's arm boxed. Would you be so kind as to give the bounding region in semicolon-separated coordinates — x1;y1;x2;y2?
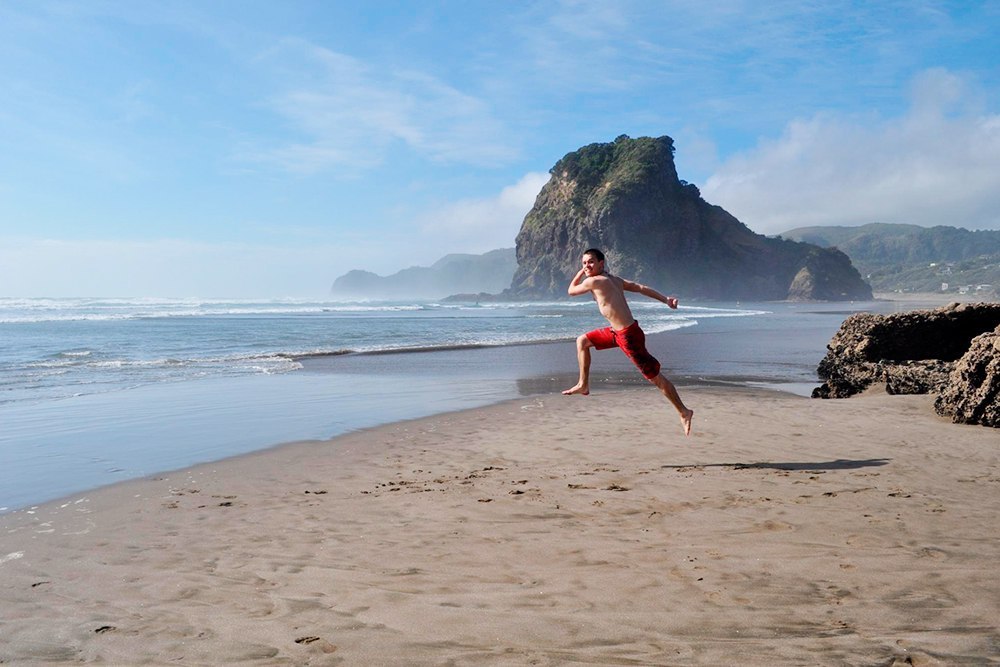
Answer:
622;279;678;309
567;268;592;297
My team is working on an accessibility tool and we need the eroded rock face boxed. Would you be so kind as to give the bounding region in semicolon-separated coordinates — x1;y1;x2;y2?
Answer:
934;325;1000;427
508;135;872;301
813;303;1000;404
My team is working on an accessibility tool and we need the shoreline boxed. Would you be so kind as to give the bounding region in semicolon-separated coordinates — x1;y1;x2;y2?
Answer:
4;295;989;515
0;373;803;517
2;385;998;664
873;291;997;305
1;305;835;515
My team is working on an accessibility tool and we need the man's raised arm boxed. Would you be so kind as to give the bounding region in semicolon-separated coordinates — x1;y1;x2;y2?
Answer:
567;268;592;297
623;279;678;309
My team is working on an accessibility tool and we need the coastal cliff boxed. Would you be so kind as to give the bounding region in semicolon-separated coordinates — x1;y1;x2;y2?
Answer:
507;135;872;301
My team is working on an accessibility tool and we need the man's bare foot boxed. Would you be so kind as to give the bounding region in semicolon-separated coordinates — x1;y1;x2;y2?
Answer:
562;382;590;396
680;409;694;436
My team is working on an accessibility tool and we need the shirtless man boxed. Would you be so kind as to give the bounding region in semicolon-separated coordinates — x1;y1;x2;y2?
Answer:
562;248;694;436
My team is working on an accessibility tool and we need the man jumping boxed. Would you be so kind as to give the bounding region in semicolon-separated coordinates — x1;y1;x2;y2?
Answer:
562;248;694;436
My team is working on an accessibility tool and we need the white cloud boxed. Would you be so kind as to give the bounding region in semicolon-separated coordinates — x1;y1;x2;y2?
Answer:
418;172;551;252
254;40;518;173
703;69;1000;234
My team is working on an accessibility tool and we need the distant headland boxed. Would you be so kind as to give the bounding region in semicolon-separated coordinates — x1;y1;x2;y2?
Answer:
334;134;991;303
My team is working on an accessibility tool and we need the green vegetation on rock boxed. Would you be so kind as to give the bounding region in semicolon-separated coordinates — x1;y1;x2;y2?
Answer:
780;223;999;297
510;135;871;301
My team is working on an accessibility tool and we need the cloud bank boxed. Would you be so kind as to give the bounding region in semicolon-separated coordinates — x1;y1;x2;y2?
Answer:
703;69;1000;234
417;172;550;252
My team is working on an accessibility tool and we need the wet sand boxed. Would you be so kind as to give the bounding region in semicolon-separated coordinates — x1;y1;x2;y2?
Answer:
874;291;997;306
1;386;998;665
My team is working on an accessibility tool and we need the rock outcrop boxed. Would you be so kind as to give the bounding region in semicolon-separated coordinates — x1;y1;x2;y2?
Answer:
813;302;1000;427
934;325;1000;427
507;135;872;301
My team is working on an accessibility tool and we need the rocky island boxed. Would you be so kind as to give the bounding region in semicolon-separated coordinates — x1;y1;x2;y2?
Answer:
505;135;872;301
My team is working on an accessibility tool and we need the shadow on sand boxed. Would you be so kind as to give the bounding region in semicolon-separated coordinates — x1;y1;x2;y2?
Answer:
661;458;891;472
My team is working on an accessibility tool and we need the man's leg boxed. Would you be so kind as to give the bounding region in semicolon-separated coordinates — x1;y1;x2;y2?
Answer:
651;373;694;436
562;334;594;395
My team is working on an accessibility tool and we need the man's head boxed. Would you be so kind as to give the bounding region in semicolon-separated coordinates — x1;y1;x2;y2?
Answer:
581;248;605;276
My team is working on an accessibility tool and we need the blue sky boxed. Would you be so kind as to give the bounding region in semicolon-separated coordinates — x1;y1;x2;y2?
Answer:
1;1;998;297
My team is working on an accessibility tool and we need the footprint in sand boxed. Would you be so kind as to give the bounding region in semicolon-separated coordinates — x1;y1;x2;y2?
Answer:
295;636;338;654
757;520;793;531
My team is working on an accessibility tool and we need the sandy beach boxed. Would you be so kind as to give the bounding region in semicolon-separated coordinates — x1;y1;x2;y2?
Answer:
2;385;998;665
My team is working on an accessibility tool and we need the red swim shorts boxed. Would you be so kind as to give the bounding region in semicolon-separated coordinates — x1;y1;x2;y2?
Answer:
585;320;661;380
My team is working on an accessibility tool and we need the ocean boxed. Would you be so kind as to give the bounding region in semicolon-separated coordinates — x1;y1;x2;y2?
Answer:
0;296;900;512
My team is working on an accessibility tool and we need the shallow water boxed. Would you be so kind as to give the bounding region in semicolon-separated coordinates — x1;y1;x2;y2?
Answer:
0;298;904;512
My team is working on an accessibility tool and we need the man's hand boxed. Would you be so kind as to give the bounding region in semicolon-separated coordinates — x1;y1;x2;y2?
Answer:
666;296;678;309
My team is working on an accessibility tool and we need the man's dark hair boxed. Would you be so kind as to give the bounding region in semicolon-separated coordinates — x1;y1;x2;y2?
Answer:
583;248;605;261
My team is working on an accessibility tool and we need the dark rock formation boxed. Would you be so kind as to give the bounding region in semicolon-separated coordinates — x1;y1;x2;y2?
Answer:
813;303;1000;415
507;135;872;301
934;325;1000;427
332;249;516;300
